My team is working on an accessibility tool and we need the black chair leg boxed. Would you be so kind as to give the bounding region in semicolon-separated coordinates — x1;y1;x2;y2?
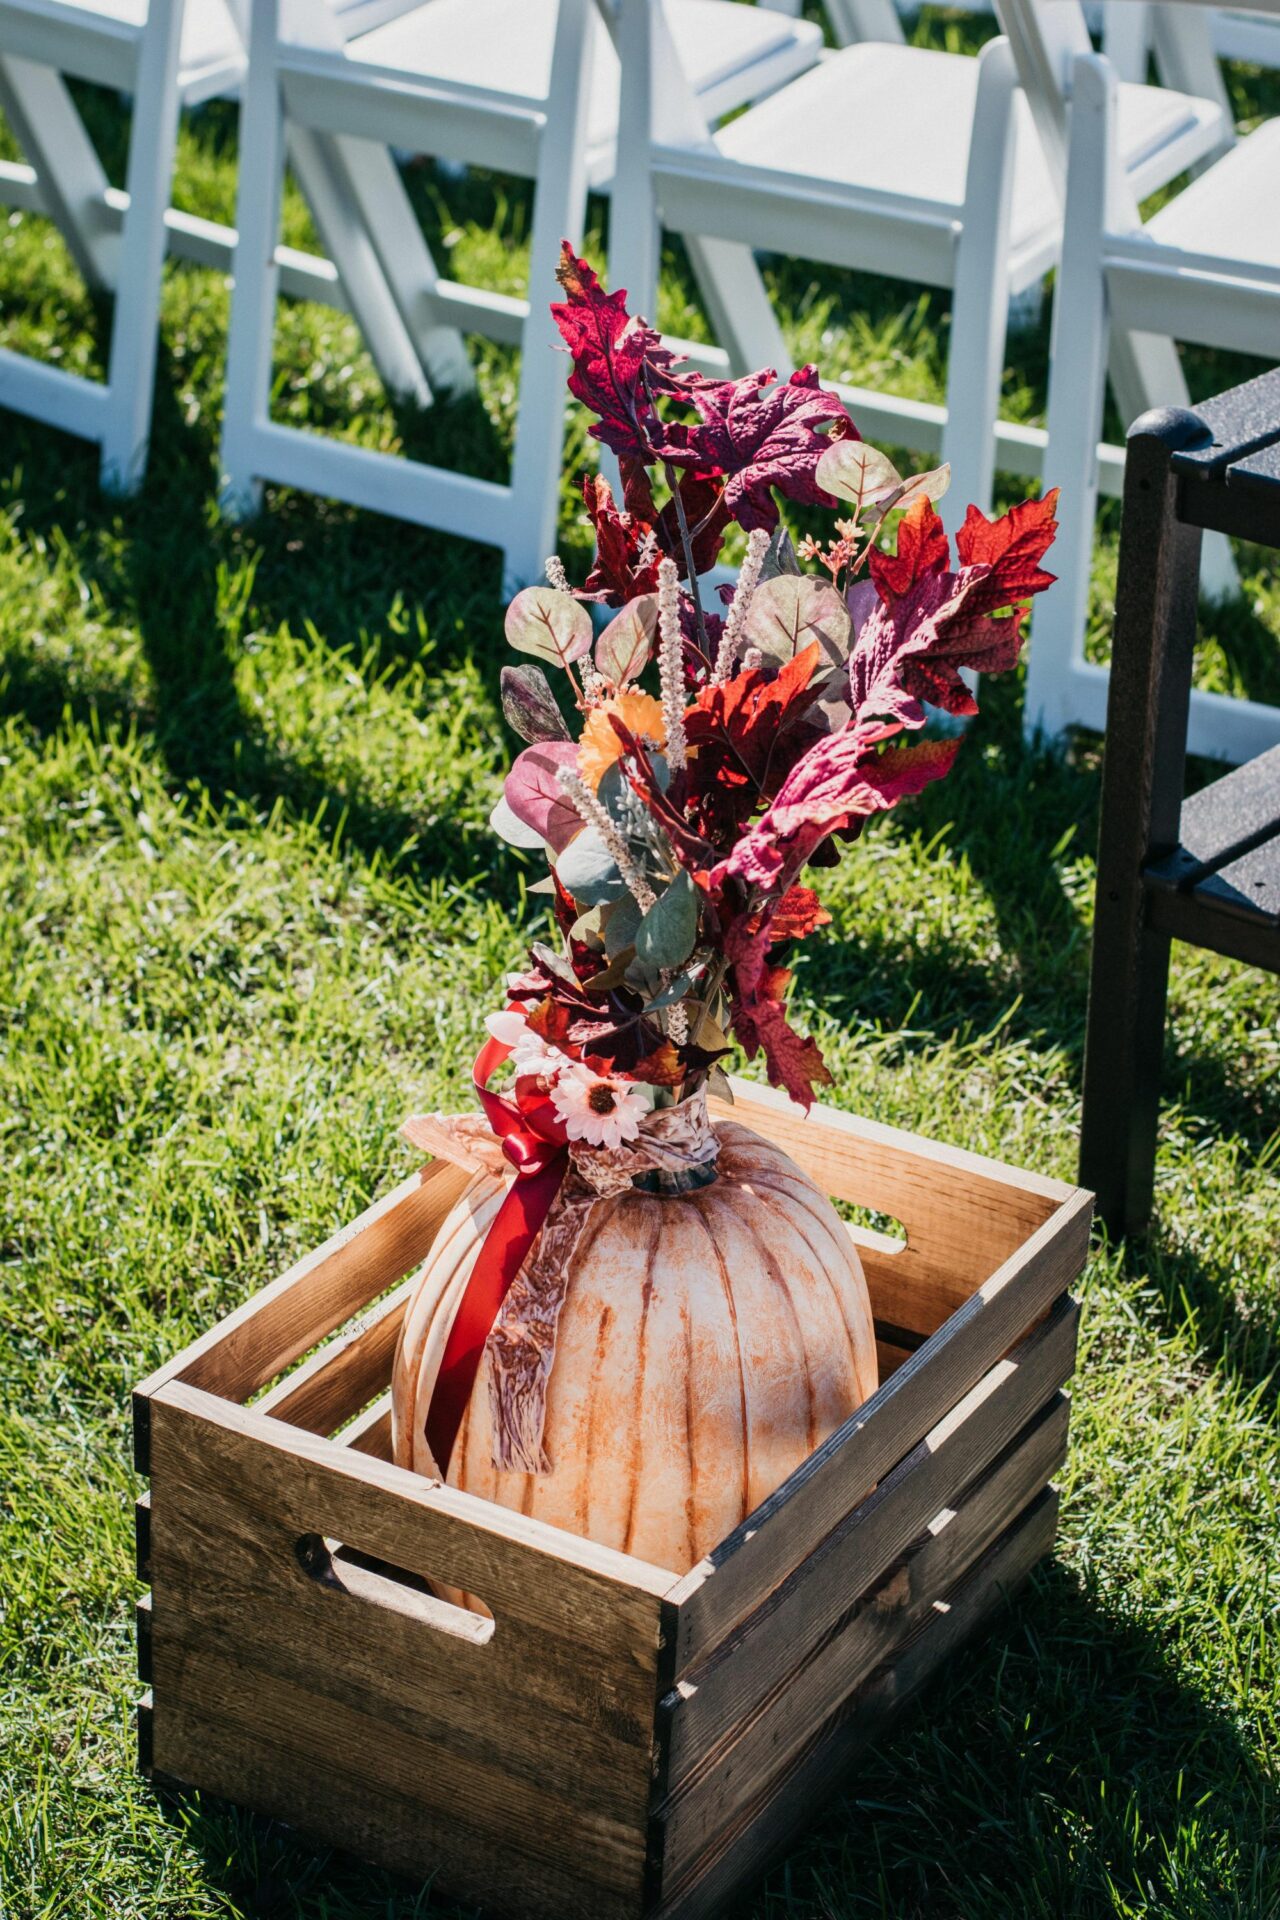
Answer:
1077;406;1207;1237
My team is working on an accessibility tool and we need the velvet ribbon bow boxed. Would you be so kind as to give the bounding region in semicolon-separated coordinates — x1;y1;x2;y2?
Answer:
423;1034;569;1472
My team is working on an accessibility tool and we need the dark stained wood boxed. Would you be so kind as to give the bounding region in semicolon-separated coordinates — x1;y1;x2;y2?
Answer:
1083;372;1280;1236
135;1490;151;1583
657;1298;1077;1792
136;1592;153;1685
651;1394;1069;1879
665;1190;1090;1671
1195;829;1280;928
653;1492;1060;1920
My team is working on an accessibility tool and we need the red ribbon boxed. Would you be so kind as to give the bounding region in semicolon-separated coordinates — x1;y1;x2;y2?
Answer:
424;1034;570;1474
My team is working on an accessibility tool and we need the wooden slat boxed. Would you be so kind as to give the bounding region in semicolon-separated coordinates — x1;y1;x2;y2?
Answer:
135;1491;151;1583
133;1159;470;1468
654;1491;1059;1920
136;1592;153;1685
719;1080;1073;1335
1172;745;1280;879
147;1382;675;1646
149;1690;640;1920
339;1390;394;1460
657;1299;1077;1794
254;1276;413;1436
652;1393;1068;1881
665;1186;1091;1672
145;1391;667;1914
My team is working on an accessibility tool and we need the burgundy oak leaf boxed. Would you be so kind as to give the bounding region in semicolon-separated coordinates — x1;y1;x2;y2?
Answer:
550;245;676;463
954;488;1060;612
658;366;852;532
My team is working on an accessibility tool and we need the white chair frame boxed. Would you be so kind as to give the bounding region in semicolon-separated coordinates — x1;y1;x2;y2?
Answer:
1024;49;1280;761
0;0;238;488
219;0;598;591
607;0;1029;520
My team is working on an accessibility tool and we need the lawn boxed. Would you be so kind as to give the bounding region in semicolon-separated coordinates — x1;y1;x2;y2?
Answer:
1;11;1279;1919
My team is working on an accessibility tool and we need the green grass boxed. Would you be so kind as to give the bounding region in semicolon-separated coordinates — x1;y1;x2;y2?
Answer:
1;14;1279;1918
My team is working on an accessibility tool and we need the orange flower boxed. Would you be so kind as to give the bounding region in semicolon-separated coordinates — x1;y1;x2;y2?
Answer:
578;690;666;789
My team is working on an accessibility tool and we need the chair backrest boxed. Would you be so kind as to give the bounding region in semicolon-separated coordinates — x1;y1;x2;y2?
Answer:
994;0;1092;192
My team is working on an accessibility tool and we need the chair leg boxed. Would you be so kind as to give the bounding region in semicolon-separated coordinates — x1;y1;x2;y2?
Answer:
504;0;596;591
1023;52;1114;745
942;36;1017;522
0;55;117;290
683;236;790;377
1079;415;1204;1237
99;0;185;491
286;128;432;408
1080;914;1174;1237
221;3;288;520
319;134;474;397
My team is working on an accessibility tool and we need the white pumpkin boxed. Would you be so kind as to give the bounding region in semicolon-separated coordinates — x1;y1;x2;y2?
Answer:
391;1119;877;1574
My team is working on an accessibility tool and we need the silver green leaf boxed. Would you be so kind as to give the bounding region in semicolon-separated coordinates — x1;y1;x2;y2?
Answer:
555;825;626;907
635;870;698;970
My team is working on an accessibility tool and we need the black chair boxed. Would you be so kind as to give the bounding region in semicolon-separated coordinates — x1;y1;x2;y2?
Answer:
1079;368;1280;1238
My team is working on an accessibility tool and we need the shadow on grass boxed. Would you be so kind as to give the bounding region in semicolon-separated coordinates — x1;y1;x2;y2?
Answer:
0;322;523;895
753;1558;1276;1919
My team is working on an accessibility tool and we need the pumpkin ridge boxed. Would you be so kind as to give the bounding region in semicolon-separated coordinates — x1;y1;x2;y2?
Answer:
751;1224;820;1455
579;1301;616;1539
733;1167;852;1247
691;1194;752;1532
680;1292;698;1572
621;1209;664;1559
743;1181;869;1395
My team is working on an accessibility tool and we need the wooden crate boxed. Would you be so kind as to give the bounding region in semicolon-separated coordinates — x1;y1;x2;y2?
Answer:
133;1078;1092;1920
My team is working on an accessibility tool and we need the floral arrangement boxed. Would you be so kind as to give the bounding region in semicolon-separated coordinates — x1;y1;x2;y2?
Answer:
488;247;1059;1144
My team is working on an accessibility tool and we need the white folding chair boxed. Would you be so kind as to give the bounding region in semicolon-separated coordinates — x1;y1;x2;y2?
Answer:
218;0;823;589
1104;1;1280;87
0;0;245;488
608;0;1234;523
1023;48;1280;760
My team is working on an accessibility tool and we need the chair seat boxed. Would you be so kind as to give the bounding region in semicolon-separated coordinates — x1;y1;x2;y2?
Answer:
712;44;1226;260
345;0;822;161
0;0;243;99
1145;119;1280;272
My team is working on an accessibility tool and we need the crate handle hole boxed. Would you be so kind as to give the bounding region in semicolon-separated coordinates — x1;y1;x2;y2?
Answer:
294;1533;495;1644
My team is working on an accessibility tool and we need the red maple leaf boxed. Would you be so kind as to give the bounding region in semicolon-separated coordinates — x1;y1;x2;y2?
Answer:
684;642;827;840
954;488;1060;612
658;366;852;532
722;910;832;1107
850;493;1058;727
868;495;950;601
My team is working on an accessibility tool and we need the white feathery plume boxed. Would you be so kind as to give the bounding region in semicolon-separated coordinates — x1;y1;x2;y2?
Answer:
711;527;770;685
544;554;572;594
666;999;689;1047
656;557;687;772
557;766;657;912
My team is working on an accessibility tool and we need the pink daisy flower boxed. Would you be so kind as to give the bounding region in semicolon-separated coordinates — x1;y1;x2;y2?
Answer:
549;1065;650;1150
